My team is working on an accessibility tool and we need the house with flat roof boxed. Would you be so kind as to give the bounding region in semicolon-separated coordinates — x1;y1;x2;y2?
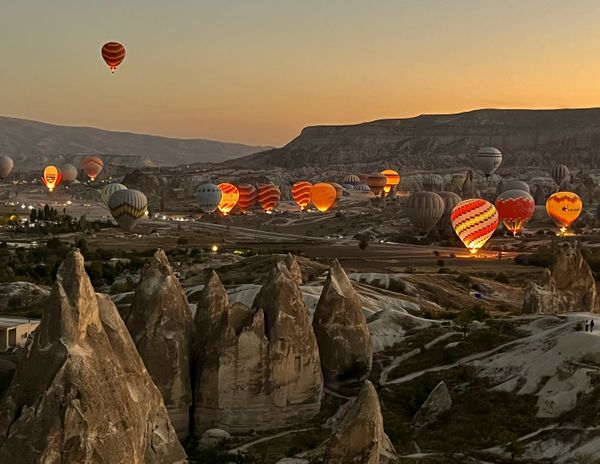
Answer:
0;316;40;351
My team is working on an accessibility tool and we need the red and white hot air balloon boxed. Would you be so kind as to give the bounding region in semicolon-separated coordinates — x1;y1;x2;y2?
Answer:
217;183;239;215
81;156;103;181
101;42;126;73
237;183;257;212
451;198;499;255
257;184;281;213
291;181;312;210
495;189;535;236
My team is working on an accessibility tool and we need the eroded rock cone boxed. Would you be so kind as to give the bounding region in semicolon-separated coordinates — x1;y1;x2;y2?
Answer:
325;380;398;464
0;249;186;463
313;260;372;389
126;249;194;438
194;262;323;433
284;253;303;285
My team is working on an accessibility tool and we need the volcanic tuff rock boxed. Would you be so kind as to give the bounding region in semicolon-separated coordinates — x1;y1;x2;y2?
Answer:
194;263;323;433
125;249;194;438
324;380;398;464
284;253;303;285
313;260;372;388
523;241;599;314
0;249;186;463
412;381;453;429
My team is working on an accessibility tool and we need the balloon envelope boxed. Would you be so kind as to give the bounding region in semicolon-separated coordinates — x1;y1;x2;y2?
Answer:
381;169;400;193
495;189;535;236
101;42;126;72
551;164;570;187
406;191;445;235
502;180;530;194
101;183;127;206
217;183;239;214
473;147;502;176
311;183;337;212
257;184;281;212
61;163;78;184
291;181;312;210
195;183;222;213
0;156;13;178
367;173;387;196
546;191;582;231
42;166;62;192
108;189;147;231
343;175;361;185
237;183;257;212
423;174;443;192
451;198;499;254
438;191;462;231
82;156;103;180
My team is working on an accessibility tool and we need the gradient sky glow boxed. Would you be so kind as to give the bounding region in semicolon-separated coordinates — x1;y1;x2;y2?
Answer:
2;0;600;146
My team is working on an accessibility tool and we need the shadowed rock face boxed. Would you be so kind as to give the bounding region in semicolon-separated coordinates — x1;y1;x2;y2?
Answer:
126;249;194;438
412;381;452;429
194;262;323;433
325;380;397;464
313;260;372;388
523;241;599;314
0;249;186;464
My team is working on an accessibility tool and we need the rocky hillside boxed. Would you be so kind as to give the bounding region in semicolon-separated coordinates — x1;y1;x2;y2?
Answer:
0;116;268;169
229;108;600;172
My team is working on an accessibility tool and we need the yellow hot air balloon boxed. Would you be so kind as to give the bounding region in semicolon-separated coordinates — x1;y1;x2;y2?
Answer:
41;166;62;192
217;183;239;215
546;191;582;235
381;169;400;194
311;183;337;212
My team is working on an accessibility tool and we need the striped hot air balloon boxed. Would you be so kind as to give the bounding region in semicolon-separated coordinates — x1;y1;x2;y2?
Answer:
406;191;445;235
108;189;147;231
367;173;387;196
343;175;361;185
551;164;570;187
423;174;444;192
101;42;126;73
217;183;239;214
311;183;337;212
381;169;400;194
291;181;312;210
257;184;281;213
451;199;499;255
101;183;127;206
546;191;582;234
41;165;62;192
82;156;103;181
495;189;535;236
237;183;257;212
438;191;462;233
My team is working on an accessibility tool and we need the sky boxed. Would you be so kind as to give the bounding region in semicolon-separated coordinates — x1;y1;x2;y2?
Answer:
2;0;600;147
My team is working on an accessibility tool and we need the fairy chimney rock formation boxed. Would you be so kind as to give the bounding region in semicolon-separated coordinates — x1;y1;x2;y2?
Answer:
313;260;373;388
284;253;303;285
126;248;194;438
0;249;186;463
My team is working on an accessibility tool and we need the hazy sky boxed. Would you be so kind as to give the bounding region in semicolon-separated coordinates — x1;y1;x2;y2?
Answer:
2;0;600;146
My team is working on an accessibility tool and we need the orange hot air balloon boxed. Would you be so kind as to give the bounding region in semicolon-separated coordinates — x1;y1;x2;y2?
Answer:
546;191;582;234
42;165;62;192
367;173;387;196
217;183;239;214
451;198;499;255
291;181;312;210
237;183;257;212
82;156;104;181
381;169;400;194
257;184;281;213
311;183;337;212
101;42;126;73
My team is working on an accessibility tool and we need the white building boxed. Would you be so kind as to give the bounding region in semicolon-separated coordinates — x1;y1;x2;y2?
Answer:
0;316;40;351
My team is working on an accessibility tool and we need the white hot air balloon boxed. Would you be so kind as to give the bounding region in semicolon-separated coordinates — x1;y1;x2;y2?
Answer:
473;147;502;176
195;183;222;213
61;163;78;184
0;156;14;179
101;183;127;206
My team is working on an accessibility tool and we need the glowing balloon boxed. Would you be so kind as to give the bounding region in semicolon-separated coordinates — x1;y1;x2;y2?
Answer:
217;183;239;214
551;164;570;187
291;181;312;210
451;199;499;255
495;189;535;236
257;184;281;212
0;156;13;179
237;183;257;212
546;191;582;233
473;147;502;176
101;183;127;206
311;183;337;212
195;183;222;213
406;192;445;235
82;156;103;181
42;166;62;192
381;169;400;194
61;163;78;184
101;42;126;73
367;173;387;196
108;189;147;231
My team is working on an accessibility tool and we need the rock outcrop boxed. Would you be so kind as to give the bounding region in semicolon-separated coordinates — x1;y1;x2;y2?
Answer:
194;262;323;433
412;381;452;428
313;260;372;388
0;249;186;463
285;253;303;285
125;249;194;438
325;380;397;464
523;241;599;314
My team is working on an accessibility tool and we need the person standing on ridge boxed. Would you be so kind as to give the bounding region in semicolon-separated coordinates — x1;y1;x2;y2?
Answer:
585;320;590;332
591;320;595;333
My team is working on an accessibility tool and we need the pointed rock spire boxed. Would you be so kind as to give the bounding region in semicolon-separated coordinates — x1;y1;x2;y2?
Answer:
284;253;303;285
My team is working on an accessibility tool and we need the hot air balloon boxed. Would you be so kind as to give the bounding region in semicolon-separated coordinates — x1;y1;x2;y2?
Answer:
473;147;502;176
108;189;147;231
330;182;343;201
195;183;222;213
438;191;462;232
257;184;281;213
82;156;103;181
217;183;239;214
546;191;582;234
551;164;570;187
495;189;535;236
423;174;444;192
451;199;499;255
381;169;400;194
41;165;62;192
237;183;257;212
101;42;126;73
367;173;387;196
502;180;530;194
343;175;361;185
406;192;445;235
101;183;127;206
291;181;312;210
311;183;337;212
0;156;14;179
354;184;371;192
61;163;78;184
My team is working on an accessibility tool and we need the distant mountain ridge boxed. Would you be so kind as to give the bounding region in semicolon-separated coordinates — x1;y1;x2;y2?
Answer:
229;108;600;172
0;116;269;169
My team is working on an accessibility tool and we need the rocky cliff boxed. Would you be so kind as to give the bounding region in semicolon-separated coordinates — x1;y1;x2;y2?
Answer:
126;249;194;438
0;249;186;463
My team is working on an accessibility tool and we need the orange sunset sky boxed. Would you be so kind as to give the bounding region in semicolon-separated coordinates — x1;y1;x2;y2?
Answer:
2;0;600;146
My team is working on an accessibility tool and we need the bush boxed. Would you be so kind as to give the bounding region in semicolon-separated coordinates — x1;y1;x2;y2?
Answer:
177;237;189;245
494;272;509;284
436;259;445;267
456;274;472;286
